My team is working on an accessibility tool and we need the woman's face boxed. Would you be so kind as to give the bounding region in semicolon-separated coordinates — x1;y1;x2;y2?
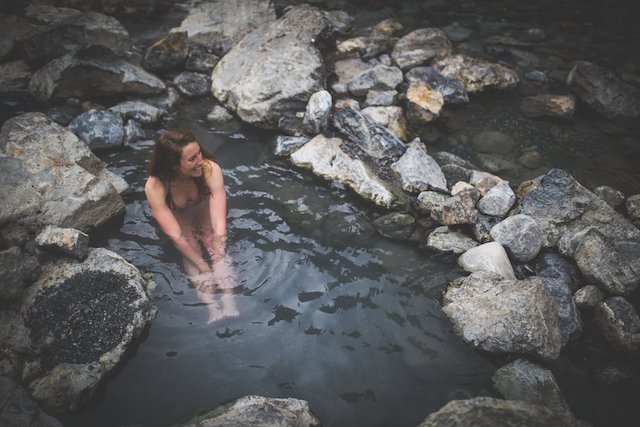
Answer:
177;141;204;178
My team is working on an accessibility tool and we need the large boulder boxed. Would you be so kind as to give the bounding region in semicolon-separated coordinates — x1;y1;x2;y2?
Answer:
567;61;640;126
443;271;562;359
20;248;156;413
28;45;166;101
211;4;332;132
290;135;396;207
433;54;519;93
0;113;126;232
178;395;319;427
173;0;276;56
418;397;585;427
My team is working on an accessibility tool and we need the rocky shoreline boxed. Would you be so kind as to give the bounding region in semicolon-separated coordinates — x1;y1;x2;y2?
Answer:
1;0;639;426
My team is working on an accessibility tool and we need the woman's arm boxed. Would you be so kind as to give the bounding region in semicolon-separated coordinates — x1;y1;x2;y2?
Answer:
203;160;227;260
145;176;211;273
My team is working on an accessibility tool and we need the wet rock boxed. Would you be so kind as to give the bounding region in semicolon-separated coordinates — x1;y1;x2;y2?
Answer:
146;87;181;116
142;31;189;72
110;101;161;125
416;191;448;214
429;191;479;226
593;363;635;388
426;226;478;254
477;181;516;217
574;285;606;309
474;153;519;175
535;252;581;293
363;90;397;107
360;106;408;141
441;164;472;188
21;248;156;412
518;150;543;169
28;45;165;101
433;54;519;93
594;297;640;354
321;210;375;248
471;212;501;243
371;18;404;37
570;228;640;296
458;242;515;279
0;60;32;93
324;10;354;37
472;130;516;155
443;271;562;359
405;81;444;124
0;157;43;227
303;90;332;134
1;112;126;232
404;67;469;105
626;194;640;220
333;58;372;90
0;376;63;427
290;135;396;207
391;28;452;70
442;22;472;42
178;395;319;427
68;109;125;152
469;170;504;195
346;64;403;97
492;359;573;419
419;397;583;427
35;225;89;259
332;107;406;159
0;15;36;62
567;61;640;126
211;5;330;132
391;140;447;193
520;95;576;119
173;71;209;97
535;276;582;344
173;0;276;56
123;120;146;145
372;212;416;240
336;35;392;60
18;4;130;66
490;214;543;262
593;185;625;209
185;44;220;73
206;105;235;124
0;247;40;302
274;136;309;157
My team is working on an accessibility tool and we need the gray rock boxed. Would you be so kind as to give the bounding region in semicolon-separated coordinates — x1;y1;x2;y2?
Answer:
469;170;504;195
336;35;393;60
371;18;404;37
594;297;640;353
567;61;640;126
490;214;543;262
173;0;276;56
173;71;209;97
593;185;625;209
21;248;156;412
474;153;519;175
519;150;543;169
274;136;310;157
430;190;479;225
333;58;372;89
391;140;447;193
372;212;416;240
124;120;146;145
472;130;516;155
472;212;502;243
627;194;640;220
303;90;332;134
142;30;189;71
146;87;181;116
110;101;162;125
0;60;32;92
458;242;516;279
363;90;397;107
185;44;220;73
0;247;40;302
211;5;330;132
35;225;89;259
346;64;403;97
492;359;573;419
178;395;319;427
418;397;584;427
360;106;408;141
0;15;36;62
520;95;576;119
1;112;126;232
206;105;235;124
324;10;354;37
477;181;516;217
334;98;360;110
404;66;469;104
290;135;396;207
535;252;581;293
69;109;125;151
332;107;406;159
0;376;63;427
443;271;562;359
0;157;43;227
391;28;452;70
18;5;130;66
426;226;479;254
416;191;448;214
434;54;519;93
573;285;606;309
441;164;473;188
442;22;472;42
534;277;582;344
28;45;165;101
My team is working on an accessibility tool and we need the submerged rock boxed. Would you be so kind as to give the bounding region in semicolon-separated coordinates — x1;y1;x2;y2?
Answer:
21;248;156;412
443;271;562;359
520;94;576;119
372;212;416;240
178;395;320;427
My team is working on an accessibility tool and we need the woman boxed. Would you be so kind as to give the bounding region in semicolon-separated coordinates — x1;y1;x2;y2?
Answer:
145;129;237;322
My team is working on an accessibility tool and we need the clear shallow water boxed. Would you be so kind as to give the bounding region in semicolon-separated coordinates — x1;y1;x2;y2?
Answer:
62;120;496;427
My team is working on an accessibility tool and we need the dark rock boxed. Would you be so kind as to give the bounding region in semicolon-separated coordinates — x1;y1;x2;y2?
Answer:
0;247;40;302
372;212;416;240
593;185;625;209
490;214;543;262
173;71;209;97
533;276;582;345
391;28;452;70
594;297;640;354
404;66;469;104
142;31;189;72
69;109;125;151
0;376;63;427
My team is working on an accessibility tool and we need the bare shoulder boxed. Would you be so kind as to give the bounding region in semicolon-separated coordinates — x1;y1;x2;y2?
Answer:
203;159;223;181
144;175;166;198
